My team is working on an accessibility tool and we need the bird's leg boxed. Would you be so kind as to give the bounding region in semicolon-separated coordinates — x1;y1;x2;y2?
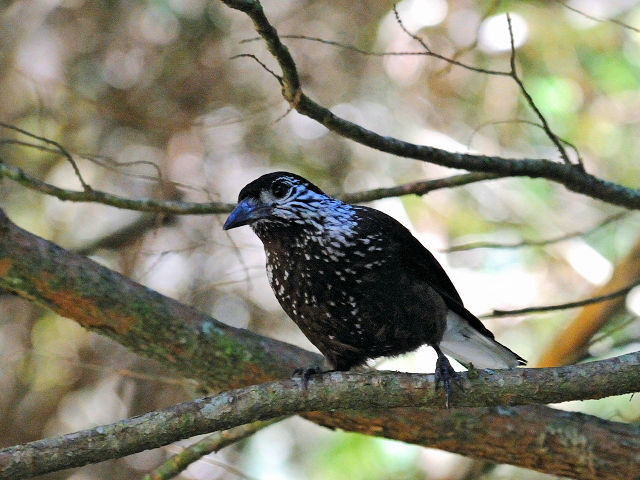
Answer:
292;365;324;389
433;345;457;408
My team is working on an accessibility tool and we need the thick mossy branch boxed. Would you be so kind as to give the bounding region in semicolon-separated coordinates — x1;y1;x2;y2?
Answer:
0;209;318;389
1;359;639;479
1;209;639;480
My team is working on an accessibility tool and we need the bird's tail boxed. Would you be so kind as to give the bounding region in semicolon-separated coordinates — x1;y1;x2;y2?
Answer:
439;311;525;369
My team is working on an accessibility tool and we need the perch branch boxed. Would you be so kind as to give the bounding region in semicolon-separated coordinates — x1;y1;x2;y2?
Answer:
1;353;639;479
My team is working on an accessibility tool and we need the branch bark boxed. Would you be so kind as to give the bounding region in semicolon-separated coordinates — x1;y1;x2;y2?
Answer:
1;357;639;479
1;209;639;480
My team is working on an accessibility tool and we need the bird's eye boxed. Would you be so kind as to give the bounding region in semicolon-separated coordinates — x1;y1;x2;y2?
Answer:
271;181;290;199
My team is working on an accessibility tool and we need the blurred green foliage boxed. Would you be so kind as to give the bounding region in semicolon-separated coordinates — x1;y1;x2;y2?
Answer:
311;433;421;480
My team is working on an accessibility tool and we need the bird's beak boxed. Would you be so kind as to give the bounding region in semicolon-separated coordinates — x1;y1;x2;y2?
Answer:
223;198;272;230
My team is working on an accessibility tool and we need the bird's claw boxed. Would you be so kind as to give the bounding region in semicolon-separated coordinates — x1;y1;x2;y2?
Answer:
292;365;323;389
434;354;458;409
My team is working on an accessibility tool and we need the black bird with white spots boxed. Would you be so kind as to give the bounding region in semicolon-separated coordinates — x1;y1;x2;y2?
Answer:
223;172;525;407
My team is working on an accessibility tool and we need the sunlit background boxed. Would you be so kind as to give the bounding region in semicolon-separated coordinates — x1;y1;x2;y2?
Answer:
1;0;640;478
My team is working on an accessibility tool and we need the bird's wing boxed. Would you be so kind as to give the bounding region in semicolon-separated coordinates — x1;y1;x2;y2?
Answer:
352;205;496;339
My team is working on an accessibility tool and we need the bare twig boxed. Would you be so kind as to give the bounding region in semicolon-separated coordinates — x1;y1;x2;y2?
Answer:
467;119;584;166
141;419;281;480
447;211;629;252
254;34;505;75
557;0;640;33
483;279;640;318
0;160;235;214
0;121;93;191
503;14;577;168
435;0;503;77
231;53;283;84
255;21;583;170
392;6;507;76
391;7;577;167
82;154;167;185
342;172;499;202
0;132;217;202
0;157;499;213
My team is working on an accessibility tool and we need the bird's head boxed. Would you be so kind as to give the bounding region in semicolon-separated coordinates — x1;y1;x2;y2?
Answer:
223;172;331;231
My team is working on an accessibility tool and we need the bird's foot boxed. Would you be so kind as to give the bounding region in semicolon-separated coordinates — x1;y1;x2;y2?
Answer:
292;365;323;389
434;350;458;409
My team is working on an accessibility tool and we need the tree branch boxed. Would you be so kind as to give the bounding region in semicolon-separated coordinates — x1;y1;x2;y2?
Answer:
1;353;639;479
503;13;573;166
0;208;318;389
0;157;498;212
0;159;235;214
1;209;639;479
221;0;640;210
141;419;280;480
557;0;640;33
0;122;92;191
482;279;640;318
341;172;500;203
446;212;628;252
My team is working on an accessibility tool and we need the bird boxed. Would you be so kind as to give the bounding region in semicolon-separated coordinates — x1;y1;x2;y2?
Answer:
223;171;525;407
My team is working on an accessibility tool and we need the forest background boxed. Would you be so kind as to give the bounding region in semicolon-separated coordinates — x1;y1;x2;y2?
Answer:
1;1;640;479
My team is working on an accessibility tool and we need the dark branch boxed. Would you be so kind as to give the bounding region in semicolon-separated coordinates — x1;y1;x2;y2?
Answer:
341;172;499;202
504;14;574;166
0;159;236;214
0;158;499;212
221;0;640;209
483;279;640;318
277;17;579;169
